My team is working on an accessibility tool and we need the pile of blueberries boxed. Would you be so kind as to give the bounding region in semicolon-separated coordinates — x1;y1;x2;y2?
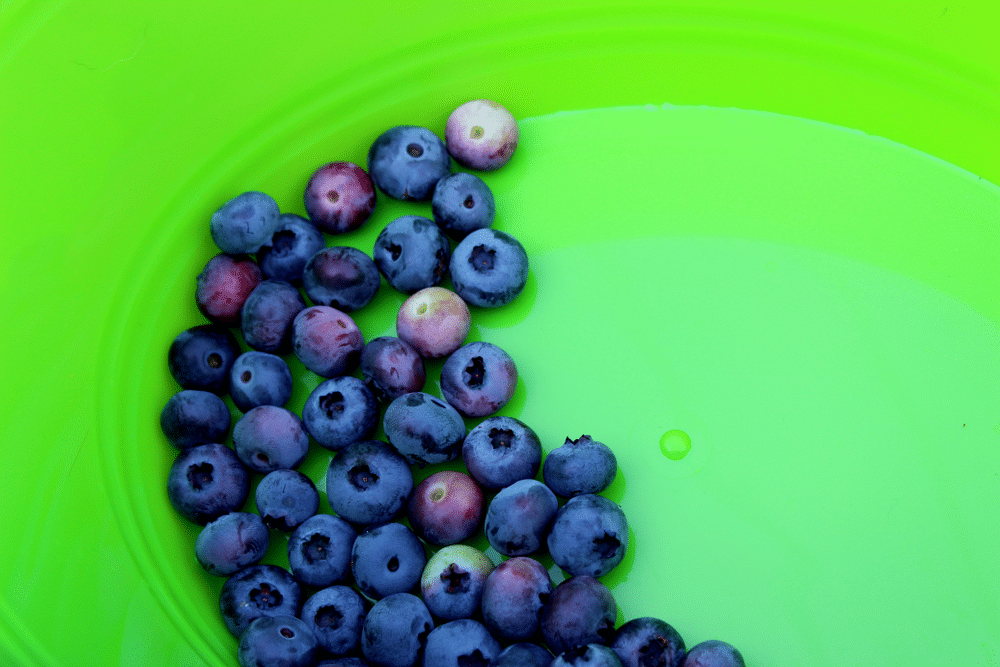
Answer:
161;99;746;667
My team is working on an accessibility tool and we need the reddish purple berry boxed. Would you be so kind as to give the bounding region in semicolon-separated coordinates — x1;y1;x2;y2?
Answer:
304;161;376;234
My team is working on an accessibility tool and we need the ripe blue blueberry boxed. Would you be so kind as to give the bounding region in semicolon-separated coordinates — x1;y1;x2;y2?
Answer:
300;585;368;656
488;643;553;667
229;352;294;413
240;279;307;354
219;563;302;638
483;479;558;557
552;644;625;667
422;619;502;667
431;171;496;240
480;556;553;642
303;246;381;312
367;125;451;202
166;443;249;525
351;522;427;600
681;640;745;667
302;376;378;451
611;617;687;667
304;161;377;234
547;494;628;578
373;215;451;293
542;435;617;498
317;660;371;667
292;306;365;378
439;341;517;418
461;415;541;490
287;513;357;588
237;615;318;667
233;405;310;473
382;392;466;467
448;228;528;308
360;593;433;667
195;253;263;326
255;469;320;532
359;336;426;403
160;389;231;449
325;440;413;526
257;213;326;284
210;191;281;255
195;511;269;577
540;576;618;656
167;325;241;394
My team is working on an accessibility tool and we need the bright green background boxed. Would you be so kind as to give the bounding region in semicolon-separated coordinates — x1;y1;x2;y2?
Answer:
1;2;998;666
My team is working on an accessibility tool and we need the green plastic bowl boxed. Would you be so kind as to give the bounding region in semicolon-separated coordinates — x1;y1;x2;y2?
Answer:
2;2;998;665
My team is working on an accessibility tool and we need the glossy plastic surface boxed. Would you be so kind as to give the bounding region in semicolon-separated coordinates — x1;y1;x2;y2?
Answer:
1;2;998;666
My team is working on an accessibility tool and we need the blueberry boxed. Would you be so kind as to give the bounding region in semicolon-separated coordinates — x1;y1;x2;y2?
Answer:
288;513;357;588
382;392;466;467
257;213;327;284
302;376;378;451
292;306;365;378
483;479;558;557
448;228;529;308
680;641;744;667
547;494;628;578
551;644;625;667
396;287;471;360
445;100;519;172
479;556;553;642
542;435;617;498
419;545;494;621
167;443;249;525
304;161;377;234
255;469;320;532
367;126;451;202
422;619;501;667
361;593;433;667
220;563;302;638
229;352;294;413
241;280;307;354
210;191;281;255
303;246;381;312
167;325;241;394
611;617;687;667
461;416;541;490
237;615;318;667
439;341;517;418
325;440;413;526
373;215;451;293
195;511;270;577
360;336;426;403
160;389;231;449
195;253;263;326
301;585;368;656
233;405;310;473
539;576;618;656
487;643;553;667
351;522;426;600
317;660;371;667
407;471;483;546
431;172;496;240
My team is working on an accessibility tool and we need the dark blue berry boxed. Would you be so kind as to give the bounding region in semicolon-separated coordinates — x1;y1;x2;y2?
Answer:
547;494;628;578
540;576;618;656
382;392;466;467
359;336;426;403
303;246;381;312
257;213;326;283
612;617;687;667
373;215;451;293
483;479;557;557
255;469;320;532
422;619;501;667
237;615;318;667
240;279;307;354
210;191;281;255
167;325;241;395
542;435;617;498
488;643;553;667
220;564;302;638
461;416;541;490
480;556;553;642
431;172;496;240
448;228;528;308
160;389;231;449
681;641;745;667
195;511;269;576
288;513;357;588
166;443;249;525
229;351;294;413
233;405;310;473
351;522;426;600
367;126;451;202
292;306;365;378
552;644;625;667
360;593;433;667
300;585;368;656
302;376;378;451
325;440;413;526
439;341;517;418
